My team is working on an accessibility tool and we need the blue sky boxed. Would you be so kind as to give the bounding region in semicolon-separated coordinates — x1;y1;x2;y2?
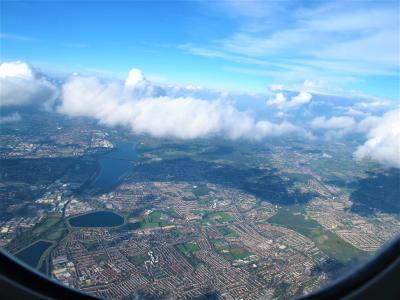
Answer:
1;0;399;99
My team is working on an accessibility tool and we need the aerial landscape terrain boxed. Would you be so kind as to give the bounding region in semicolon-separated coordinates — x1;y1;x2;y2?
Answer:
1;1;399;299
0;105;398;299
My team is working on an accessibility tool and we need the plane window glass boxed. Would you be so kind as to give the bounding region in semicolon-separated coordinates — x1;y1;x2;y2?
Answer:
0;1;399;299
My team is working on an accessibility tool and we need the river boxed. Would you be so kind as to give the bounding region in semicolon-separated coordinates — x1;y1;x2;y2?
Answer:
92;141;138;191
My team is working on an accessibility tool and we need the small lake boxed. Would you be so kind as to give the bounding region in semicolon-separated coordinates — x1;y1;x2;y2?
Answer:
15;240;53;268
68;211;124;227
93;141;138;191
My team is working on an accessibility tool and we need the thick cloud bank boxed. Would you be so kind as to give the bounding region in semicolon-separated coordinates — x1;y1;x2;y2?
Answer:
58;72;299;140
0;61;58;108
354;109;400;168
2;60;397;168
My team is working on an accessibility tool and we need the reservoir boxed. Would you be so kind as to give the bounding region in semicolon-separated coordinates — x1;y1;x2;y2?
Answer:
68;211;124;228
93;141;138;191
15;240;53;268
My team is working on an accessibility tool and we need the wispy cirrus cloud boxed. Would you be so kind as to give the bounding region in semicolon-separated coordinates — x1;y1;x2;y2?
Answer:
185;1;399;96
62;42;89;48
0;32;37;42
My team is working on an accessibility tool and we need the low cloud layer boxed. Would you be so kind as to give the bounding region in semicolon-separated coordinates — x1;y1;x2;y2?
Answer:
1;60;397;168
310;115;357;139
0;61;58;109
267;91;312;110
311;116;356;130
354;109;400;168
58;71;300;140
0;112;22;124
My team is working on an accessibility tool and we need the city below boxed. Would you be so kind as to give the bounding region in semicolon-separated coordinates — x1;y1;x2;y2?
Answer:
0;110;398;300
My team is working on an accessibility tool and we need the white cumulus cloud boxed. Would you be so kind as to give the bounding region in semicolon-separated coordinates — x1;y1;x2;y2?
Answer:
290;91;313;107
311;115;356;130
267;91;312;110
125;68;146;87
310;115;356;138
354;109;400;168
267;92;287;107
124;68;165;98
0;61;58;108
58;69;301;140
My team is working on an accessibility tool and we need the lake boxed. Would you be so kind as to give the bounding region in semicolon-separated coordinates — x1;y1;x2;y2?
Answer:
93;141;138;191
15;240;53;268
68;211;124;227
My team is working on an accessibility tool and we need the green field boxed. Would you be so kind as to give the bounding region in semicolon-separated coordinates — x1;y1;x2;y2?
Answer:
192;184;211;196
191;209;204;215
169;228;181;236
139;211;172;229
209;239;252;260
203;211;234;224
210;239;225;249
163;208;181;219
128;254;148;266
94;253;108;263
176;242;201;267
228;248;252;260
84;240;99;252
33;218;61;235
268;205;369;263
219;226;238;237
5;216;67;253
184;184;211;197
177;242;200;255
44;221;68;241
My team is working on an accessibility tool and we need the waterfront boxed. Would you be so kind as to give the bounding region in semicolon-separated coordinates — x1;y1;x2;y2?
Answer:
15;240;53;268
68;211;124;228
